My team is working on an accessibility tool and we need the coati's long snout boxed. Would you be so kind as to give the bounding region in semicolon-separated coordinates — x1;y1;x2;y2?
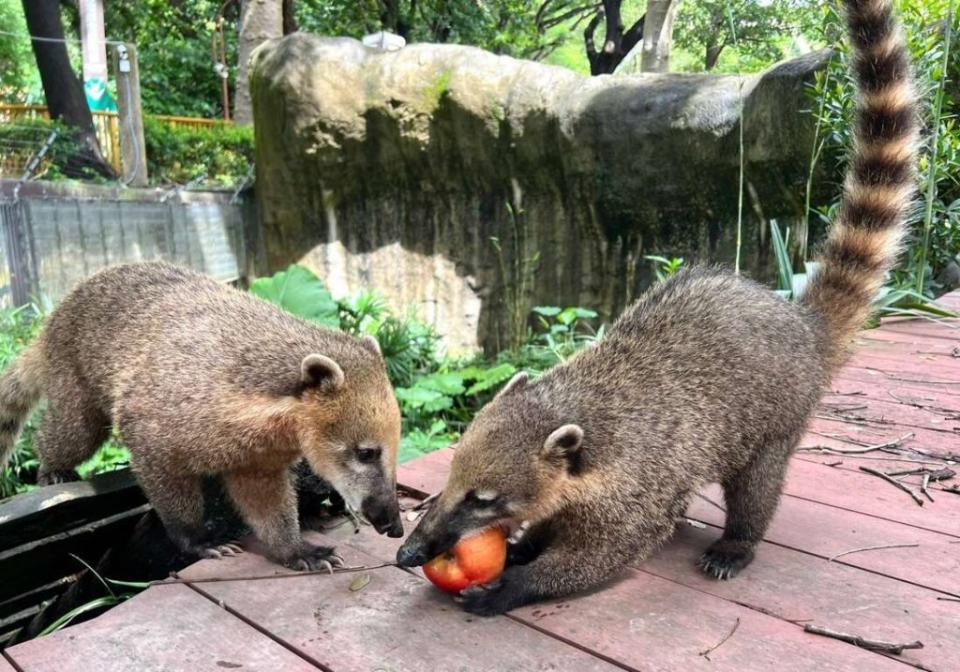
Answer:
396;495;489;566
362;486;404;537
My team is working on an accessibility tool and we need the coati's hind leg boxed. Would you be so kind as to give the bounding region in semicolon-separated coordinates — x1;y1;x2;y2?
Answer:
700;435;797;580
224;468;343;572
130;448;241;559
35;380;110;486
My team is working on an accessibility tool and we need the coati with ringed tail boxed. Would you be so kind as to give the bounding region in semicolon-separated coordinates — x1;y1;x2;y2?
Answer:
398;0;919;615
0;262;404;569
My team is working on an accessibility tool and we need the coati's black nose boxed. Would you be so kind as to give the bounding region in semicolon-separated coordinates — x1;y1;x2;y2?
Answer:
362;495;404;538
396;542;429;567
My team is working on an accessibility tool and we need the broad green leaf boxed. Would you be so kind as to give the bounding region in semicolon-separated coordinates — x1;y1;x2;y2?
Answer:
250;265;340;328
532;306;561;317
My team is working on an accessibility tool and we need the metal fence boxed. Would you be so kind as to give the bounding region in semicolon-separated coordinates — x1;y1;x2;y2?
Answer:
0;180;250;308
0;104;224;176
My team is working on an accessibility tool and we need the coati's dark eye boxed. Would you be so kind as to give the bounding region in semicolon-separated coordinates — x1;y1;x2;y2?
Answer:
355;446;381;463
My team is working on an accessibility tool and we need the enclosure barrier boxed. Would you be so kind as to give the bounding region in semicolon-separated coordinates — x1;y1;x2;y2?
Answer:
0;179;252;307
0;104;224;176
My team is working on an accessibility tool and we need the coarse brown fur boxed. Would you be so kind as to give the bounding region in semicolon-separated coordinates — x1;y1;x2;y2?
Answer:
0;262;404;568
397;0;919;616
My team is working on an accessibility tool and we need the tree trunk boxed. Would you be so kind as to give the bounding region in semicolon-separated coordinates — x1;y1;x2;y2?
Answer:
21;0;113;178
585;0;645;75
282;0;298;35
236;0;283;125
640;0;681;73
705;43;724;70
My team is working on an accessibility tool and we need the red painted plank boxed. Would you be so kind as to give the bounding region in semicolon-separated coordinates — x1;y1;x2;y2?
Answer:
845;351;960;380
267;517;908;672
819;391;960;434
0;655;16;672
5;584;318;672
397;448;453;496
936;291;960;312
511;566;906;672
833;367;960;399
857;328;960;352
639;525;959;672
180;533;621;672
688;483;960;594
808;416;958;460
783;457;960;536
875;318;960;341
825;377;960;412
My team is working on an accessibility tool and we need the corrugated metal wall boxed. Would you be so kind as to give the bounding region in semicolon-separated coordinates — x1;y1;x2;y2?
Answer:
0;182;250;308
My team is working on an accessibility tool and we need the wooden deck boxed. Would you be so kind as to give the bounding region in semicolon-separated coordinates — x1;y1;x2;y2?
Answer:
5;295;960;672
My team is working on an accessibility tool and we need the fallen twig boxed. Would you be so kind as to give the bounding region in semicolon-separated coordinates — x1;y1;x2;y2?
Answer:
824;459;844;467
859;466;924;506
828;543;919;562
884;467;955;480
937;597;960;603
797;433;915;455
921;473;934;503
803;624;923;654
161;562;397;586
413;491;441;511
865;367;960;384
699;618;740;661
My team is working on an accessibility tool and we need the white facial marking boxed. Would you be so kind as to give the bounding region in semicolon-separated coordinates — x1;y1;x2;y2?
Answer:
475;489;499;502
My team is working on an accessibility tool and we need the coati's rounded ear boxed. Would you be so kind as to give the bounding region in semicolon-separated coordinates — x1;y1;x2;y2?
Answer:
542;424;584;458
300;354;345;391
359;334;382;357
496;371;528;399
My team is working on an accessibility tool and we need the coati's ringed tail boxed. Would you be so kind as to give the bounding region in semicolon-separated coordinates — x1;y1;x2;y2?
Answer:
802;0;919;369
0;343;45;469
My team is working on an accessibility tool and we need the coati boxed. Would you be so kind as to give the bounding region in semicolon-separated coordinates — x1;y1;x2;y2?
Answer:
0;262;404;569
398;0;919;615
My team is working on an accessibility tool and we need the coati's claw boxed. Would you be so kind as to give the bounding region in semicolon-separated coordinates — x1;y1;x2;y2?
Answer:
283;543;343;572
699;540;755;580
223;542;245;555
37;468;81;486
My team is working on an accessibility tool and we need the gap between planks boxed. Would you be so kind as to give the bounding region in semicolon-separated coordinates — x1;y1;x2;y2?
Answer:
182;581;331;672
684;513;960;601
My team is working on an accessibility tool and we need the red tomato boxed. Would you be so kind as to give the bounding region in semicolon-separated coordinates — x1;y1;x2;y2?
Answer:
423;526;507;594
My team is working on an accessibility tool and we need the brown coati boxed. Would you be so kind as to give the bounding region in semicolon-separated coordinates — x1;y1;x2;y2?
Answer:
0;262;404;569
397;0;919;615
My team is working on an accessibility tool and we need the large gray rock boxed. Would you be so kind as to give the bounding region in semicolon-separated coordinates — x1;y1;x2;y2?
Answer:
250;35;833;353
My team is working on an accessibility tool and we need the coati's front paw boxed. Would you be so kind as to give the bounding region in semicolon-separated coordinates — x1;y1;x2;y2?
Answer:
699;539;755;580
197;541;245;559
37;468;80;486
458;570;529;617
281;543;345;573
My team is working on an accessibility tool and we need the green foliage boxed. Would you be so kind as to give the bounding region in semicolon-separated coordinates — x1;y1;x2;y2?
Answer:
293;0;555;59
249;264;340;329
0;305;43;499
0;305;132;499
644;255;685;283
673;0;820;72
104;0;236;118
143;117;253;187
250;265;603;464
0;118;110;182
769;220;956;322
0;0;36;103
